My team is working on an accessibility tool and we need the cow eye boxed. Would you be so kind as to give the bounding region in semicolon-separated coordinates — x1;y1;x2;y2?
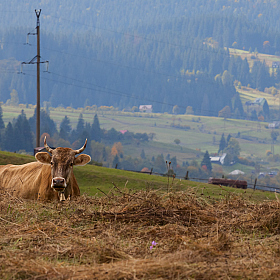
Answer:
50;162;54;166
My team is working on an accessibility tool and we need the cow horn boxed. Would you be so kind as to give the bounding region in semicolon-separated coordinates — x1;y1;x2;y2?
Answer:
44;136;53;154
74;139;87;154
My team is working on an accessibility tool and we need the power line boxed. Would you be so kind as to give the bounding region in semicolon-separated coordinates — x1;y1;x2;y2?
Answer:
0;18;273;119
25;71;183;109
0;65;273;124
0;69;273;151
33;71;268;121
0;38;234;94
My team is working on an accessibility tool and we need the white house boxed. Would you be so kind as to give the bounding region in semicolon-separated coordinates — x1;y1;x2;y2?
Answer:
210;153;227;165
139;105;153;113
268;121;280;129
229;170;245;175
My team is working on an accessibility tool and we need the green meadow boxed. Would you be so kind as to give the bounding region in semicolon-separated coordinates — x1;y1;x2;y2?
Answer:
1;104;279;174
0;149;276;201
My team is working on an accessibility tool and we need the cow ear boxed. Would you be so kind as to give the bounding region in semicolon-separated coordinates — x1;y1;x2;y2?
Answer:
36;152;52;164
74;154;91;166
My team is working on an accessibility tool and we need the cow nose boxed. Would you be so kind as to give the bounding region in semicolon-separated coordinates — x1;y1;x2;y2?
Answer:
52;177;66;191
53;178;65;186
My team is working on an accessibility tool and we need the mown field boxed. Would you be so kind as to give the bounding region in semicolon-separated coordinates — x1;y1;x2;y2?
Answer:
1;152;280;279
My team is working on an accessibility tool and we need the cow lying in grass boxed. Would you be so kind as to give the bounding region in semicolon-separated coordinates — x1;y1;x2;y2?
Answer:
0;137;91;201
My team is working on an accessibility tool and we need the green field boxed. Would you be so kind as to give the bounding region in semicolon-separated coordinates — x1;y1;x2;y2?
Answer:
0;150;275;201
1;104;279;174
229;47;280;70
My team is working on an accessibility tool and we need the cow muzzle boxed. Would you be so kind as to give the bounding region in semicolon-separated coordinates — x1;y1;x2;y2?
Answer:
51;177;66;201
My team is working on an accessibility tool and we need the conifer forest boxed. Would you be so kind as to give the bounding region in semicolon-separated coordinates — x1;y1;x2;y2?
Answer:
0;0;279;114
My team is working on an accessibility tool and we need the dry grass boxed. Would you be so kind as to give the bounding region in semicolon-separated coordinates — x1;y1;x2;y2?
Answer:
1;186;280;279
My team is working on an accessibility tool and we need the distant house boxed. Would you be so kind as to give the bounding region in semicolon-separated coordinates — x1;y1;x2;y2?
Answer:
120;130;128;134
253;98;266;106
245;97;269;117
139;105;153;113
245;98;267;107
268;121;280;129
229;170;245;175
272;62;280;68
245;101;253;106
210;153;227;165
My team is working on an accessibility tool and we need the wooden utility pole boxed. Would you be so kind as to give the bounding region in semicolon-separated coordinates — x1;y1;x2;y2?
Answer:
22;9;49;148
36;9;41;148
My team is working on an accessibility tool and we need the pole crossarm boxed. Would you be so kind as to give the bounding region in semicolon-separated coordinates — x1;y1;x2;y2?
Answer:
21;57;49;73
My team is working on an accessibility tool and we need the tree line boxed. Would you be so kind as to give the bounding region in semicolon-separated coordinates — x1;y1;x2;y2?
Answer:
0;106;199;177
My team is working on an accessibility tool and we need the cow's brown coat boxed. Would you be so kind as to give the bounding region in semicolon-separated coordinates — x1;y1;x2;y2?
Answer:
0;140;91;201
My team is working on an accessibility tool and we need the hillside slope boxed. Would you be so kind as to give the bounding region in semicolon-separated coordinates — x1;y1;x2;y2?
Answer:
0;150;276;201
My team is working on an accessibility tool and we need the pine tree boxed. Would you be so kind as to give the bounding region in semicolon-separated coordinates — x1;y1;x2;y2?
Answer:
263;99;270;119
170;156;177;168
232;94;244;117
154;154;166;173
59;116;72;141
91;114;101;142
201;150;212;172
3;122;15;151
71;113;85;143
113;154;119;168
14;110;34;152
102;147;107;161
76;114;85;135
224;138;241;162
218;133;227;153
0;105;5;130
29;109;57;137
140;149;146;159
227;134;232;144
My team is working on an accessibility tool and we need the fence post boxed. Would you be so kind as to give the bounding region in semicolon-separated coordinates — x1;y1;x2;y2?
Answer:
254;178;257;190
185;171;189;180
115;163;118;169
150;168;153;175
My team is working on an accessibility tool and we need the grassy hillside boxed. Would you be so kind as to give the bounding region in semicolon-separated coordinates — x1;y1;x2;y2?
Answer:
229;48;280;69
229;47;280;109
237;86;277;108
0;150;276;201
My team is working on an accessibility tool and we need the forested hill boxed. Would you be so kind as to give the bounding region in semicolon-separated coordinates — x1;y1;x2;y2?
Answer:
0;0;279;116
1;0;280;35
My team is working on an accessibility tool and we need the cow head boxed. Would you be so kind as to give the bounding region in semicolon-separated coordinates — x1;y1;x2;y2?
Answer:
35;136;91;201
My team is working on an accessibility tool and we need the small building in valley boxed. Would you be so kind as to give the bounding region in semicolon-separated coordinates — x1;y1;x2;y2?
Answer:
268;121;280;129
139;105;153;113
210;153;227;165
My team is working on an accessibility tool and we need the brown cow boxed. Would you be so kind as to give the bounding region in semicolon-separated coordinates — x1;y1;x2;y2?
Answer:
0;137;91;201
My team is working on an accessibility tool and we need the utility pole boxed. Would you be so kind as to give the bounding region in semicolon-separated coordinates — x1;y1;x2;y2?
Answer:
21;9;49;148
36;9;41;148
